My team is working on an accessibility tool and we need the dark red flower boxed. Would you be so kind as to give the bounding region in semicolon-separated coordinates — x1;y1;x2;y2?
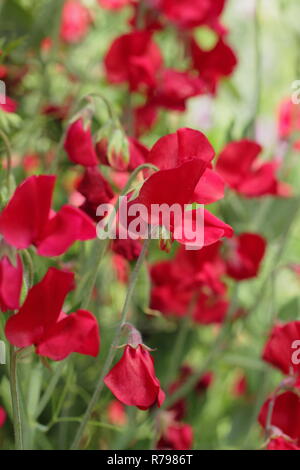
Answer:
267;437;300;450
223;233;266;281
60;0;91;44
191;37;237;93
5;267;100;361
112;238;142;261
134;102;158;137
0;407;6;428
104;31;163;91
216;139;291;197
0;254;23;312
64;118;98;167
262;321;300;376
259;391;300;446
0;174;96;256
104;344;165;410
192;291;228;324
157;422;193;450
148;69;205;111
76;166;114;221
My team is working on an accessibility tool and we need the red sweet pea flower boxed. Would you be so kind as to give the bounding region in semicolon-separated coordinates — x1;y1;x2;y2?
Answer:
216;139;292;197
259;391;300;446
134;102;158;137
223;233;266;281
64;118;98;167
148;69;205;111
157;422;193;450
104;31;163;91
160;0;211;29
267;437;300;450
60;0;91;44
0;407;6;427
191;37;237;94
0;254;23;312
262;321;300;376
5;267;100;361
104;344;165;410
0;174;96;256
0;95;18;113
192;291;228;324
112;238;142;261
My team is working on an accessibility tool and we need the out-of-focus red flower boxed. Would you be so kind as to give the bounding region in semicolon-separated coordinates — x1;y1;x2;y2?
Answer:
112;254;129;284
232;374;248;397
191;37;237;94
64;118;98;167
96;136;149;171
5;267;100;361
267;437;300;450
196;371;214;393
157;422;193;450
104;344;165;410
98;0;134;9
262;321;300;376
160;0;211;29
147;69;205;111
223;233;266;281
0;254;23;312
0;95;18;113
107;400;127;426
278;99;300;147
104;31;163;91
60;0;91;44
112;238;142;261
77;166;114;212
134;102;158;137
193;291;228;324
216;139;291;197
0;407;6;427
0;174;96;256
23;154;40;174
259;391;300;446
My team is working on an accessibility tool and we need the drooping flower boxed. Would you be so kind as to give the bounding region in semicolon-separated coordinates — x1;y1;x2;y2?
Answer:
0;174;96;256
191;37;237;93
104;31;163;91
60;0;91;44
216;139;291;197
223;233;266;281
64;118;98;167
104;344;165;410
0;254;23;312
259;391;300;446
262;321;300;376
5;267;100;361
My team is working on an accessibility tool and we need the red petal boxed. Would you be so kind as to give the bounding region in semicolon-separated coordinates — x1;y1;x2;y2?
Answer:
64;119;98;167
5;268;74;348
193;168;225;204
0;255;23;311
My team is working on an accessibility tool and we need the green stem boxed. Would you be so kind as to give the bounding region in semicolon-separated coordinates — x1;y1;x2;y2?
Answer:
71;236;151;450
35;361;66;419
78;163;158;310
0;129;12;194
10;345;23;450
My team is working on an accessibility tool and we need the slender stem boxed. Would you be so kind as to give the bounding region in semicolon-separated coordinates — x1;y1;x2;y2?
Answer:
71;236;151;450
79;163;158;310
0;129;12;194
35;361;66;419
10;345;23;450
